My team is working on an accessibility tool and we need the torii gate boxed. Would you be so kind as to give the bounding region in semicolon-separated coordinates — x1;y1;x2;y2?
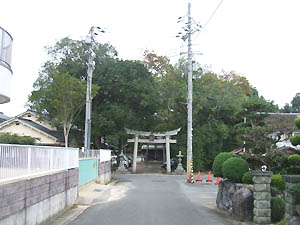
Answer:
125;128;181;174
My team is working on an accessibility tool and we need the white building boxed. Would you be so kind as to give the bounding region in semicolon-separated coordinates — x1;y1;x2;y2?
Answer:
0;26;13;104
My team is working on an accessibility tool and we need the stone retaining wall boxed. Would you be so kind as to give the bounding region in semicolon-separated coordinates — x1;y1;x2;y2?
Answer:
0;168;78;225
216;180;254;221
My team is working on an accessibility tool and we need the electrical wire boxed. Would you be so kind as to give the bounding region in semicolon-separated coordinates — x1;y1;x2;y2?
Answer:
203;0;224;30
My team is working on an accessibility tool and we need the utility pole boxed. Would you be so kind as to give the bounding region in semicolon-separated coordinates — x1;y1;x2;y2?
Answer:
84;26;104;151
187;3;193;175
176;3;201;176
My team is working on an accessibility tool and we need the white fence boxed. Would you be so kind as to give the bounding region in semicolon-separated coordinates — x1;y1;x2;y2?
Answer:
0;144;79;183
79;149;111;162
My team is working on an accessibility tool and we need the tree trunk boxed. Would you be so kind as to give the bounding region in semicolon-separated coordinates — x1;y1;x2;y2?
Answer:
63;125;69;147
93;136;101;149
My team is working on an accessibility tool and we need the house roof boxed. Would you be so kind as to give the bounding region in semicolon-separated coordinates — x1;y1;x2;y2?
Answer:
264;113;300;133
0;112;10;123
18;118;64;142
0;116;64;143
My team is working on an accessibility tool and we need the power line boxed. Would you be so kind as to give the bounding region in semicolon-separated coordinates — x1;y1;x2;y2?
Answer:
203;0;224;29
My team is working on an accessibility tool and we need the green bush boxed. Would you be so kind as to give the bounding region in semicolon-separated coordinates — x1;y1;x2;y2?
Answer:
222;157;249;183
290;135;300;146
271;174;286;192
0;133;38;145
287;154;300;174
212;152;236;177
295;118;300;129
288;154;300;165
288;183;300;204
270;155;289;175
242;171;253;184
271;197;285;223
276;219;286;225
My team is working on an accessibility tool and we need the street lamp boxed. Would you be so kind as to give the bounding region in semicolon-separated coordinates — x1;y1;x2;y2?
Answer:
84;26;104;152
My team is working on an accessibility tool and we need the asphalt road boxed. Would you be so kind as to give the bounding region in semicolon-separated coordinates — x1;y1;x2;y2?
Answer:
68;174;235;225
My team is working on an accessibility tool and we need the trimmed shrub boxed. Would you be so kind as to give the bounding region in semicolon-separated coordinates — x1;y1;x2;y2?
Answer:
222;157;249;183
287;154;300;174
242;171;253;184
212;152;236;177
295;118;300;129
271;174;286;193
271;197;285;223
288;183;300;204
288;154;300;165
290;135;300;146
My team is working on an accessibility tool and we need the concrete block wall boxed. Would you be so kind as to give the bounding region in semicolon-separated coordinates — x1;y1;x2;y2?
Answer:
0;168;78;225
98;160;111;184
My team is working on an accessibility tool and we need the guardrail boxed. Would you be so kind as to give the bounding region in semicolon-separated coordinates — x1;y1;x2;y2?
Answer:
0;144;79;183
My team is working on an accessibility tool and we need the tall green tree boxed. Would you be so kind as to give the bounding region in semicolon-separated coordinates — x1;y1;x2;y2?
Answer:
91;59;159;149
28;72;98;147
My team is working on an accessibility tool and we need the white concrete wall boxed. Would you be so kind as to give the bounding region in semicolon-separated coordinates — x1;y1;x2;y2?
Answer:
0;65;12;104
0;122;56;144
100;149;111;162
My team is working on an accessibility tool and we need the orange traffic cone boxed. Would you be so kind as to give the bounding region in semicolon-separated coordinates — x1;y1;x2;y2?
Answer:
196;171;202;182
215;177;221;185
206;171;212;182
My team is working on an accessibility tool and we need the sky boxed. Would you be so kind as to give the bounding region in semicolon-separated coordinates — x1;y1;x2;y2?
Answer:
1;0;300;117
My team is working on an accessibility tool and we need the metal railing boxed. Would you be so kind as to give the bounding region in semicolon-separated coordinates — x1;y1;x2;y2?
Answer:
0;144;79;183
79;149;111;162
0;26;13;69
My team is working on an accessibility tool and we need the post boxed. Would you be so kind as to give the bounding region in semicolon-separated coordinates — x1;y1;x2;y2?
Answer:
166;135;171;174
27;147;31;175
186;2;193;174
132;135;139;173
282;175;300;222
252;170;273;225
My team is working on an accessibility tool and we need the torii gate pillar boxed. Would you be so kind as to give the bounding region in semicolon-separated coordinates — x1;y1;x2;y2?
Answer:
133;135;139;173
166;135;171;173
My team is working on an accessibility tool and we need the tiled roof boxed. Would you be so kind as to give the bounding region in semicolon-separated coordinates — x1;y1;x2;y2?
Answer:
18;118;64;142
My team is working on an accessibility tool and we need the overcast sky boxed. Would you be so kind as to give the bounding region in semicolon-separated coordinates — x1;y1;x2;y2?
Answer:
1;0;300;116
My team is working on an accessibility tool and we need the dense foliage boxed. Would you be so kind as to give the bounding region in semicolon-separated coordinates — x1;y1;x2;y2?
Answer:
0;133;38;145
212;152;236;177
242;171;253;184
271;174;286;193
290;117;300;147
271;197;285;223
288;184;300;204
222;157;249;183
286;154;300;174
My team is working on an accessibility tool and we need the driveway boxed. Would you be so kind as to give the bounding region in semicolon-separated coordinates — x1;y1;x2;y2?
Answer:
67;174;235;225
